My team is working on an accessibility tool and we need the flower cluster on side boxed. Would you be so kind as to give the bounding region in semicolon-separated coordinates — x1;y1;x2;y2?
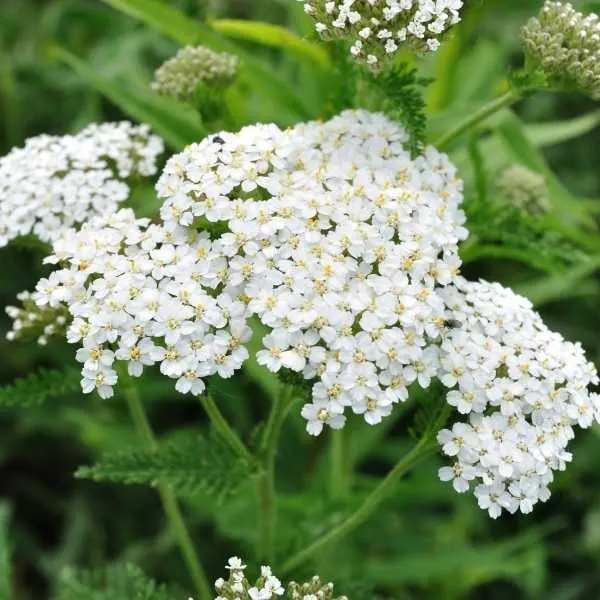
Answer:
521;1;600;98
152;45;239;102
157;109;467;434
31;209;251;399
214;557;347;600
436;278;600;517
300;0;463;66
0;122;164;248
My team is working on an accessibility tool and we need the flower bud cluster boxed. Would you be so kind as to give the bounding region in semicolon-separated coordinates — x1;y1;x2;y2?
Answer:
497;164;550;216
521;1;600;98
287;576;347;600
213;557;346;600
152;45;238;101
157;109;467;434
300;0;463;66
436;278;600;517
0;122;164;248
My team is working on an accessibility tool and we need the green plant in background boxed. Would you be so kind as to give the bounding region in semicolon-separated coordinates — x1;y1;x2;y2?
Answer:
2;1;600;600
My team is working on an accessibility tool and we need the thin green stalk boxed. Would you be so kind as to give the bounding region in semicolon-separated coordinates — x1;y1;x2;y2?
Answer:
200;393;253;462
280;405;451;576
256;385;293;563
434;89;520;149
120;372;212;600
329;429;347;500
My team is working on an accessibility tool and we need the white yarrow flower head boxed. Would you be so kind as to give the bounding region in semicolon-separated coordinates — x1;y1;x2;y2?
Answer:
0;121;164;248
299;0;463;67
436;278;600;518
521;1;600;98
157;109;467;434
23;208;252;400
214;558;347;600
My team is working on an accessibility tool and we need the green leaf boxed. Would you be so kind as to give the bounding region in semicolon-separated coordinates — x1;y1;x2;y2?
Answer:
369;63;429;158
515;255;600;306
76;430;254;502
208;19;330;68
0;505;12;600
54;563;173;600
0;367;81;408
525;110;600;148
50;46;205;150
100;0;315;118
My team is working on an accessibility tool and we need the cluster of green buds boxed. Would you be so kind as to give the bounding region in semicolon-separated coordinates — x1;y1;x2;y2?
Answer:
5;290;69;345
212;558;347;600
151;45;238;103
497;164;550;216
287;576;348;600
521;1;600;98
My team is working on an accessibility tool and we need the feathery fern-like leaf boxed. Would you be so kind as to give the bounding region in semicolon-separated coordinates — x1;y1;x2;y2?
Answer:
0;366;81;408
54;563;173;600
368;63;430;158
76;430;253;502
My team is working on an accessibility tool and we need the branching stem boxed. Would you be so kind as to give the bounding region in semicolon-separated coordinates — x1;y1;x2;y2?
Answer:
257;384;294;563
119;370;212;600
280;404;451;575
434;89;521;149
200;393;254;462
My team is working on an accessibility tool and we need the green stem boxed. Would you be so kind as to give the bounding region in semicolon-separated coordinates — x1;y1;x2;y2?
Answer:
256;385;292;563
329;429;347;500
280;405;450;576
200;393;253;462
434;89;521;149
120;372;212;600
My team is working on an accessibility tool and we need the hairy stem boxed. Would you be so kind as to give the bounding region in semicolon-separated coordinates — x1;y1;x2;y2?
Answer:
120;372;212;600
200;393;253;462
280;405;450;575
434;89;521;149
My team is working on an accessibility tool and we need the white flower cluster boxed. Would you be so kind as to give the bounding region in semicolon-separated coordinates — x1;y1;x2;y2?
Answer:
300;0;463;65
0;122;164;248
213;557;347;600
31;209;251;399
8;110;600;518
436;278;600;517
157;109;467;434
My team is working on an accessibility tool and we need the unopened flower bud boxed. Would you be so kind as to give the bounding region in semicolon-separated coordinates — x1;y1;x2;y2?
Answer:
497;164;550;216
152;45;238;102
521;1;600;98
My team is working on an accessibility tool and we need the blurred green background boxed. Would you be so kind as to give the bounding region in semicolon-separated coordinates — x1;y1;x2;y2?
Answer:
1;0;600;599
